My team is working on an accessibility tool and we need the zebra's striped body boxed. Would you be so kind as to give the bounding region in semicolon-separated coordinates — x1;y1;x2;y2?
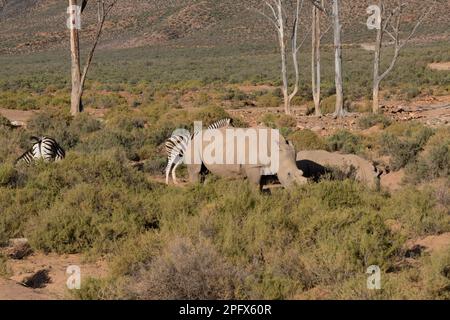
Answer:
165;118;233;184
16;136;65;165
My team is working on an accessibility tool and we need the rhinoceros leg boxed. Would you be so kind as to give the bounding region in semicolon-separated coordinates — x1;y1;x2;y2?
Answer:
187;164;202;183
244;166;263;189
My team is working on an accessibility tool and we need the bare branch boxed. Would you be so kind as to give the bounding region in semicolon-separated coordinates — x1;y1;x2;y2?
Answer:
309;0;328;15
81;0;88;13
265;0;279;24
0;0;8;13
320;24;331;41
399;4;434;49
375;0;436;92
249;6;279;30
80;0;118;91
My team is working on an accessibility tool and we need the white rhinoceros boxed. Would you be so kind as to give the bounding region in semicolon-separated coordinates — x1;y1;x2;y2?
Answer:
297;150;386;189
185;127;307;188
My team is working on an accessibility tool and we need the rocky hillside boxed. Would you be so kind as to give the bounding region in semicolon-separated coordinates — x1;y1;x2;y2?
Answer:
0;0;449;54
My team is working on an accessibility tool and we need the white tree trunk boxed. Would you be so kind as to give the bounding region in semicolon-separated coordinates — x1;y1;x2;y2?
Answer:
372;2;383;114
311;5;322;116
69;0;82;115
372;0;434;114
277;4;290;115
332;0;345;118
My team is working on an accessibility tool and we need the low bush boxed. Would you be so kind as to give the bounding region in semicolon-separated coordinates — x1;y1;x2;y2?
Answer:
255;93;281;108
358;114;392;129
381;122;434;170
261;113;297;129
382;187;450;237
327;130;364;154
288;130;327;151
83;92;127;109
406;128;450;182
319;95;336;114
402;87;420;100
130;237;244;299
0;163;19;187
0;253;10;277
221;88;249;102
191;105;233;127
0;115;11;128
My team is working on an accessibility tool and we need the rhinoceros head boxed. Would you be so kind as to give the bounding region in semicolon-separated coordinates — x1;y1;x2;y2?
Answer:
276;137;307;188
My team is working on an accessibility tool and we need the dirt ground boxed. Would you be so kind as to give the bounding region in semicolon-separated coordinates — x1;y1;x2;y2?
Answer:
228;94;450;135
0;252;107;300
428;62;450;71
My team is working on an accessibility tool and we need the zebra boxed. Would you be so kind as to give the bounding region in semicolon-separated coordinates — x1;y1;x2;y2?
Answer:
16;136;65;165
164;118;233;185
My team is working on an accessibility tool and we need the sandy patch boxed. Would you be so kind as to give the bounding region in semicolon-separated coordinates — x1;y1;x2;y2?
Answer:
428;62;450;71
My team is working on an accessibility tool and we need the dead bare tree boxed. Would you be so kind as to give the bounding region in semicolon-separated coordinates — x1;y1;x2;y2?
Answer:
309;0;345;117
331;0;345;118
309;0;330;116
68;0;117;116
371;0;435;113
0;0;8;14
253;0;308;115
311;2;322;116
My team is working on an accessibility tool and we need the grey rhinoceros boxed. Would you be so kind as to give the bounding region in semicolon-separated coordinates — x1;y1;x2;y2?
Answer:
185;127;307;188
297;150;386;189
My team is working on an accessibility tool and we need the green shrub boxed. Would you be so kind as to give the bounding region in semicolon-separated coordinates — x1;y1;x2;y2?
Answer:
71;277;124;300
327;130;364;154
143;157;167;175
256;93;281;108
261;113;297;129
403;87;420;99
406;128;450;182
358;114;392;129
0;253;10;277
130;237;244;299
288;130;327;151
319;95;336;114
382;187;450;237
191;106;232;127
0;164;18;187
0;115;11;128
70;114;102;134
221;88;249;101
421;251;450;300
83;92;127;109
27;110;80;149
27;152;158;254
381;122;434;170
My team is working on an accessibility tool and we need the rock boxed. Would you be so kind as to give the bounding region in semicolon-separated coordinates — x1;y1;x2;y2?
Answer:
5;238;32;260
21;269;51;289
390;106;406;114
10;120;26;127
311;126;324;132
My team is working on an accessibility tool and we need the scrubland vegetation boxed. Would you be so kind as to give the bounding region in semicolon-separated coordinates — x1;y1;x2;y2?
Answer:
1;41;450;111
0;96;449;299
0;4;449;299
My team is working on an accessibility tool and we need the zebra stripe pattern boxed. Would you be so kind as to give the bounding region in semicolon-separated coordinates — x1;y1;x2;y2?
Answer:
16;136;65;165
165;118;233;184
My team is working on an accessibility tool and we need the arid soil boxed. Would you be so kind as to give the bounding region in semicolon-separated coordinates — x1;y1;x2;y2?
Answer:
1;252;107;300
428;62;450;71
228;94;450;134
